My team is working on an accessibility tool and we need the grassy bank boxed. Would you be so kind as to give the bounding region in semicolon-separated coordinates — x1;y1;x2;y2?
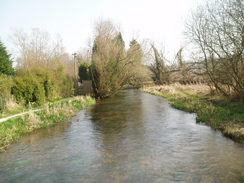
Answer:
141;84;244;143
0;96;96;152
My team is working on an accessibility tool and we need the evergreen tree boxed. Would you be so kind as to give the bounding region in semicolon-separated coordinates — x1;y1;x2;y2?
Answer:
0;40;14;75
79;62;91;82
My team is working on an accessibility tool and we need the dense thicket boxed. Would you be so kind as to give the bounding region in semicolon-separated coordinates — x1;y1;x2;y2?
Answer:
11;68;73;105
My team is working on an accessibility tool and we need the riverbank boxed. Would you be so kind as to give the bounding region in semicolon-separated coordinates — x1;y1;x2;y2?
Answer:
0;96;96;152
141;84;244;143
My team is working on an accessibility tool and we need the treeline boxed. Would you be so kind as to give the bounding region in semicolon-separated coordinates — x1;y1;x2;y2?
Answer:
77;1;243;102
143;0;243;102
1;0;243;107
0;29;74;112
77;0;243;101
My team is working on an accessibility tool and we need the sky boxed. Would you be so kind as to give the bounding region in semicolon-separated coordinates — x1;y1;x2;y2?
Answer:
0;0;202;60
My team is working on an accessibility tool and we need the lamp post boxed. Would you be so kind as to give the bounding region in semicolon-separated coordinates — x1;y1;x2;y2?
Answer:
72;53;77;95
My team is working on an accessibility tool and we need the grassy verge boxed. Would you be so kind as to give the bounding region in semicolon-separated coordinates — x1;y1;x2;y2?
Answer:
0;96;96;152
141;84;244;143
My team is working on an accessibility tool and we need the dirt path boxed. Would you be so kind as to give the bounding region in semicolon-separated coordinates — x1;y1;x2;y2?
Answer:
0;108;44;123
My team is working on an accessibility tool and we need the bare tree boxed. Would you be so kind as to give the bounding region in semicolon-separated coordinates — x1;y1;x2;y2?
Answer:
185;0;244;100
10;28;69;71
149;43;175;85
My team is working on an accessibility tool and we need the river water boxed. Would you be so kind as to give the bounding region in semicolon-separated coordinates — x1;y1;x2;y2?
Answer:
0;90;244;183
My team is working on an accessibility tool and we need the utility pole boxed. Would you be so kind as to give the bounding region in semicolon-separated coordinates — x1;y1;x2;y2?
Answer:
72;53;77;95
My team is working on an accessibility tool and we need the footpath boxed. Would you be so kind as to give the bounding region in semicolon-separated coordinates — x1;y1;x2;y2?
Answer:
0;108;44;123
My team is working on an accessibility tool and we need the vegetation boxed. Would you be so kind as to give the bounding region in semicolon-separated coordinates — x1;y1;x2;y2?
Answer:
143;0;244;142
142;84;244;142
10;28;70;71
0;40;15;112
90;19;151;99
185;0;244;101
0;28;75;115
0;96;95;152
10;68;73;106
79;62;91;83
0;30;93;152
0;0;243;148
0;75;13;113
0;40;14;75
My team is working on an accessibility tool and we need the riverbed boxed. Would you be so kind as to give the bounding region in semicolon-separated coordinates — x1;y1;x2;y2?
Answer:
0;90;244;182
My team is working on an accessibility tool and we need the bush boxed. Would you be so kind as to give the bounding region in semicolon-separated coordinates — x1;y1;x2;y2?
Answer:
0;74;14;112
11;75;45;105
0;74;13;97
54;67;74;97
60;74;74;97
9;67;74;107
79;62;91;83
34;69;58;101
0;95;4;112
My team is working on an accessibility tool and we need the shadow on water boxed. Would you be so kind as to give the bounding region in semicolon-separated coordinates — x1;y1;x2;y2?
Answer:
0;89;244;183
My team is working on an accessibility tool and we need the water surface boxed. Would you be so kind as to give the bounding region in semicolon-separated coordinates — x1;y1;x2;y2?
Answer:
0;90;244;182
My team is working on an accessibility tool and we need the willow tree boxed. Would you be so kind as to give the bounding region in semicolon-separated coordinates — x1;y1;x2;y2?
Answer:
90;20;150;98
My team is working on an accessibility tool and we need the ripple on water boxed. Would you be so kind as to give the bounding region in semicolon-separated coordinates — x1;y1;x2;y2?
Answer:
0;90;244;183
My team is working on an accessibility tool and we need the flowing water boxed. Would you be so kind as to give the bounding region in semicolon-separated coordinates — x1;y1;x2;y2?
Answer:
0;90;244;183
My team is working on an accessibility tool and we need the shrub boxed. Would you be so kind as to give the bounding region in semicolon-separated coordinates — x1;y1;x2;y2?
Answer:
54;67;74;97
0;74;14;112
11;75;45;105
0;95;4;112
79;62;91;83
34;69;58;101
10;67;74;107
60;74;74;97
0;75;13;97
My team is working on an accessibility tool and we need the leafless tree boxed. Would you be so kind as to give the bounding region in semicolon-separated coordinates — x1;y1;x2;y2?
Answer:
149;44;169;84
10;28;69;71
185;0;244;100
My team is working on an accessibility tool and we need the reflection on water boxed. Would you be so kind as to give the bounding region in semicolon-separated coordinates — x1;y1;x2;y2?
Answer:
0;90;244;183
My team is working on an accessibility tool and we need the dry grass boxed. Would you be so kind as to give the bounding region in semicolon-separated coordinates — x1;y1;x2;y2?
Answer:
62;103;76;117
75;95;92;102
223;124;244;141
144;83;211;98
75;96;85;102
27;110;42;131
5;96;20;111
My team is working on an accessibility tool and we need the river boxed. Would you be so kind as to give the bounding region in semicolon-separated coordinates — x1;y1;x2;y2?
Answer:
0;90;244;183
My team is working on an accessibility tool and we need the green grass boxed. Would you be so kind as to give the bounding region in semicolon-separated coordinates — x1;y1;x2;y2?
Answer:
0;96;75;119
0;96;96;151
142;86;244;143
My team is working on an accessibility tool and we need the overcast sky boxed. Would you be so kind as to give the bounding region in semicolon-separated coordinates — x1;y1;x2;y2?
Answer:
0;0;202;60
